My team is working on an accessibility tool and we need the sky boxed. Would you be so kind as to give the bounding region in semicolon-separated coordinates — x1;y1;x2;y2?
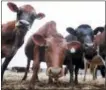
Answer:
1;1;105;68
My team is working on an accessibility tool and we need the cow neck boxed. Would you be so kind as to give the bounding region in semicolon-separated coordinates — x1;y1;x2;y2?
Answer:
12;25;29;48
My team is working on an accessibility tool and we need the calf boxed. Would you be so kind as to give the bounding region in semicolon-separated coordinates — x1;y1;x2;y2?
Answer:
21;21;81;89
1;2;45;81
84;26;105;80
94;26;106;78
64;25;97;84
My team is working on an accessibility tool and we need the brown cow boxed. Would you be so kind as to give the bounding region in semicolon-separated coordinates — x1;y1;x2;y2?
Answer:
22;21;81;89
1;2;45;81
93;26;106;78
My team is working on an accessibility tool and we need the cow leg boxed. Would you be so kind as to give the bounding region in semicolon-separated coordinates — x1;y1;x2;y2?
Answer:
65;52;73;84
1;56;13;82
74;66;79;84
2;45;18;82
94;67;98;79
68;66;74;85
22;59;31;81
54;78;61;86
83;63;88;81
93;65;97;80
90;64;96;80
99;65;105;78
29;47;40;89
29;61;40;89
48;77;53;84
67;62;73;84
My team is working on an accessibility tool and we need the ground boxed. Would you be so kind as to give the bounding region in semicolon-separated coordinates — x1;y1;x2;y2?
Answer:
2;70;106;90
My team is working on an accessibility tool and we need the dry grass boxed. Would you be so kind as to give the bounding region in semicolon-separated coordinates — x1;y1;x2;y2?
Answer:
2;70;106;90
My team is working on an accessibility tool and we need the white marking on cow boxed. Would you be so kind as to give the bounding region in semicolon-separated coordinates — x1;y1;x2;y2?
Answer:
86;43;93;47
70;48;76;53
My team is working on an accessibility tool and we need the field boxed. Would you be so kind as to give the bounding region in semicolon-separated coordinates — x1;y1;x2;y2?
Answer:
2;70;106;90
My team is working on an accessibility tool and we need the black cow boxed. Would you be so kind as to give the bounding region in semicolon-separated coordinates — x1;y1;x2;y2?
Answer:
64;24;97;84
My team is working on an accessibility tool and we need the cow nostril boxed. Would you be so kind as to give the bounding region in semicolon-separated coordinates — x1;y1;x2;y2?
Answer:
85;43;94;48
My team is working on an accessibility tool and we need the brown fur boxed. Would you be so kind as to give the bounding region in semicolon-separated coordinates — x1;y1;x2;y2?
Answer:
2;21;16;33
29;21;67;89
35;21;57;37
20;5;36;13
94;31;105;46
1;2;45;83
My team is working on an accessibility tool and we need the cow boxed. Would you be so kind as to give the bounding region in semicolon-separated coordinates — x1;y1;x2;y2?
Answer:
21;21;81;89
1;2;45;81
83;49;105;81
64;25;97;84
83;26;106;81
93;26;106;78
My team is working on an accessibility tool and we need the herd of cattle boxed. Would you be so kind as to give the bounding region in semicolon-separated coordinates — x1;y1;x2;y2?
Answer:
1;2;106;89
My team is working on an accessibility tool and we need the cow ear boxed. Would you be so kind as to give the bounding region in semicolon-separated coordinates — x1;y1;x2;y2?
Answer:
36;13;45;20
66;41;81;53
32;34;46;46
94;27;104;35
7;2;19;12
66;27;76;35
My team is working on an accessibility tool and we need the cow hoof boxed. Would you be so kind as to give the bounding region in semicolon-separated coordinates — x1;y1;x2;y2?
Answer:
21;77;27;81
28;84;34;90
74;81;78;85
70;81;74;85
93;78;96;81
35;79;39;83
55;81;61;86
21;79;26;83
48;78;53;84
83;79;86;81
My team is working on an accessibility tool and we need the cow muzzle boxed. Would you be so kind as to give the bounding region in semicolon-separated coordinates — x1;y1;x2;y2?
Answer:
46;67;62;77
15;20;30;28
84;43;94;51
84;43;94;48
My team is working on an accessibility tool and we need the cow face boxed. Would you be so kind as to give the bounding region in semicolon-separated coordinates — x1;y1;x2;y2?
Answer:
32;34;81;78
7;2;45;30
67;25;94;47
66;25;97;59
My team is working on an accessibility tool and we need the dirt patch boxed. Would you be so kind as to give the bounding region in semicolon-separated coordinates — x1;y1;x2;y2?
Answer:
2;71;106;90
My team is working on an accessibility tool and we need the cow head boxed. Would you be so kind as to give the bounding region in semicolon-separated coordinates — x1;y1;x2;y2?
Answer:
93;26;104;46
66;25;97;59
32;34;81;78
93;26;106;58
7;2;45;30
